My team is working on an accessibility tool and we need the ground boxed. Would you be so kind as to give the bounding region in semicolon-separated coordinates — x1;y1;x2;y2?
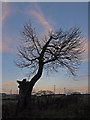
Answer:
2;94;90;120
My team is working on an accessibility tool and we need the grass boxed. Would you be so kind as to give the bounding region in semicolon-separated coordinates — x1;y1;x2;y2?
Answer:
2;94;90;119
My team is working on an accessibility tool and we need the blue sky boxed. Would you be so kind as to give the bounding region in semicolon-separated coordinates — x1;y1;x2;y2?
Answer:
2;2;88;94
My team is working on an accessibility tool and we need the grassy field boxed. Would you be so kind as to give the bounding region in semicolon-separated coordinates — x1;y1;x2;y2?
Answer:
2;94;90;119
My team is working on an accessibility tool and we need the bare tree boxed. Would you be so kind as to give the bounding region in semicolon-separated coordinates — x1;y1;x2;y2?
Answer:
15;21;84;110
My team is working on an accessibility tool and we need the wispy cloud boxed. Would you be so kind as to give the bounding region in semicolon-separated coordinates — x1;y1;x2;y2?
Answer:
0;44;2;53
82;40;88;62
2;2;9;23
2;3;16;53
29;4;88;63
78;73;88;78
1;81;18;94
2;35;16;53
86;40;90;61
30;11;52;31
84;40;88;54
2;80;16;86
29;3;53;36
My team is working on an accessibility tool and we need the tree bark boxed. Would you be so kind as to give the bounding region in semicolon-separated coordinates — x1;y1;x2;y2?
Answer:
25;61;44;107
17;61;44;113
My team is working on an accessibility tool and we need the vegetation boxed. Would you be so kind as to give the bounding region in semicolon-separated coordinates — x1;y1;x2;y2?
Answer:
2;94;90;119
15;21;84;110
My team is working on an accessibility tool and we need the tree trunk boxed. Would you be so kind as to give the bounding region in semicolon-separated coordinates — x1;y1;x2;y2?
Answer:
17;61;44;113
16;36;52;113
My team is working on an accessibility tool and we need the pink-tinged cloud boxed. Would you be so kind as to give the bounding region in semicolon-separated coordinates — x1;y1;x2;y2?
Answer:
2;81;17;86
83;40;88;62
0;44;2;52
2;3;16;53
29;4;53;35
1;81;18;94
30;10;52;31
2;35;16;53
84;41;88;54
87;40;90;61
2;2;9;23
78;73;88;78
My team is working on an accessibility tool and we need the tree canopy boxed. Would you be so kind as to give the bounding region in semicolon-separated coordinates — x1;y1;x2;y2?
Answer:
15;21;84;78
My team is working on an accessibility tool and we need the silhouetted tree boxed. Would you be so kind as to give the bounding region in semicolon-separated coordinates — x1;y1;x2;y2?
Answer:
15;21;84;110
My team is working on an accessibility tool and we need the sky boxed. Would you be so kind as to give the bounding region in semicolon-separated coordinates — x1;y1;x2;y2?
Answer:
2;2;88;94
